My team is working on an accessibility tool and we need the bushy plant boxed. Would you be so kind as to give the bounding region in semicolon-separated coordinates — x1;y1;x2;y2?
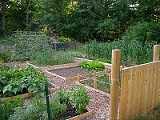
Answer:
0;97;23;120
9;86;90;120
9;97;48;120
69;86;90;114
0;65;47;97
80;60;105;71
122;21;160;44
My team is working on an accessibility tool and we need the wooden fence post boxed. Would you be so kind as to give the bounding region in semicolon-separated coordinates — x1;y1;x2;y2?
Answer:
110;49;121;120
153;45;160;61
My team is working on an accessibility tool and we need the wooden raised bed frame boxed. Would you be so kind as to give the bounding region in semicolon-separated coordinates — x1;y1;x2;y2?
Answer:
0;93;32;102
68;110;95;120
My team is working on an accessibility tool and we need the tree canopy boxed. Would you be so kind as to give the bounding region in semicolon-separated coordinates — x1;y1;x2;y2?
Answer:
0;0;160;42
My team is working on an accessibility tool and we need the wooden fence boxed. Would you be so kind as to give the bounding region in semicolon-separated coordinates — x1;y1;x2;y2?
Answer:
110;45;160;120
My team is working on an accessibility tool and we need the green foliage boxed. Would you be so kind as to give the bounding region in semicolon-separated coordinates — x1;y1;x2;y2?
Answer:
69;86;90;114
80;60;105;71
9;97;48;120
84;40;153;65
122;21;160;44
31;50;81;66
12;31;49;61
0;97;23;120
58;36;71;43
0;51;12;63
0;65;46;97
9;86;90;120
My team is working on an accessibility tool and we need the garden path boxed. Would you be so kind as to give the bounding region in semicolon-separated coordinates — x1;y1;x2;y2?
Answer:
45;71;110;120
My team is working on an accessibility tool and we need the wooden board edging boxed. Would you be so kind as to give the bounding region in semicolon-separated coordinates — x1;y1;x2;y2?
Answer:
67;111;95;120
0;93;32;102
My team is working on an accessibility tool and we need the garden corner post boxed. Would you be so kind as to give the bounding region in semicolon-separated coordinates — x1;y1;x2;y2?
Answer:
153;45;160;62
110;49;121;120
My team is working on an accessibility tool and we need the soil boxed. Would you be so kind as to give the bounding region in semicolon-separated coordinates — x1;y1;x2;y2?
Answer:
61;103;78;119
49;66;88;78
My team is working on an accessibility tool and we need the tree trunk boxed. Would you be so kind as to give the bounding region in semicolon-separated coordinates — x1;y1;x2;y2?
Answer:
1;0;7;35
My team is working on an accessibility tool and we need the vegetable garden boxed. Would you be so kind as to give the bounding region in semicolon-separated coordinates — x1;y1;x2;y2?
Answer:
0;0;160;119
1;30;160;120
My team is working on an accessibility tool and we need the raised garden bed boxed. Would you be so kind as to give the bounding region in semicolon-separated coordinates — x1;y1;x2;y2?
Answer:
0;64;46;99
47;66;111;93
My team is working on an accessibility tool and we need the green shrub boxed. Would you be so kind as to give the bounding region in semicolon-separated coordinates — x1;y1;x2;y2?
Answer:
80;60;105;71
122;21;160;44
0;97;23;120
0;65;47;97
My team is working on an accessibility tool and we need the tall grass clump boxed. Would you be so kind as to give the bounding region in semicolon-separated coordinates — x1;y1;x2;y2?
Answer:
84;40;153;66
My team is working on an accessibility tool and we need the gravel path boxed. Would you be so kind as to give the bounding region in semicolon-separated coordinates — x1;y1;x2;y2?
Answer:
44;71;111;120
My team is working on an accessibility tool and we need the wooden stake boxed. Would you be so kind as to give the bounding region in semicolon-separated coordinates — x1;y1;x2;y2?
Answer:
153;45;160;62
110;49;121;120
93;72;97;89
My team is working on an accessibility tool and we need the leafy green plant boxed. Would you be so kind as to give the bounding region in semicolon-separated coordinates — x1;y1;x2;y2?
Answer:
69;86;90;114
9;86;90;120
80;60;105;71
0;65;46;97
0;97;23;120
9;86;89;120
9;97;48;120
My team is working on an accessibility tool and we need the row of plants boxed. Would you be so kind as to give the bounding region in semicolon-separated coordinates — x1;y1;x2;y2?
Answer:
0;65;46;97
0;86;90;120
84;40;154;66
